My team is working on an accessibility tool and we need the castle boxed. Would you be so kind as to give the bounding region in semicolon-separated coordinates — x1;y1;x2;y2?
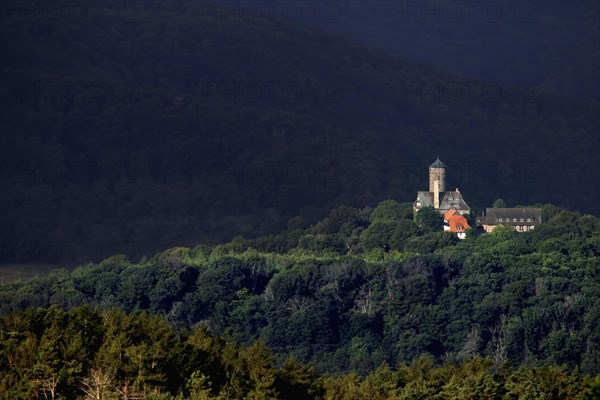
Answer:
414;158;471;215
413;158;542;236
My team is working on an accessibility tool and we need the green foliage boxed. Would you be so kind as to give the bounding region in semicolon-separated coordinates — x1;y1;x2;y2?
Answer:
275;357;324;400
1;202;599;382
360;221;397;250
415;207;443;233
0;308;597;398
370;200;411;223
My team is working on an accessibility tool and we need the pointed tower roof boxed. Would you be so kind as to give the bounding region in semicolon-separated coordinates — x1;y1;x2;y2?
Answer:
430;158;447;168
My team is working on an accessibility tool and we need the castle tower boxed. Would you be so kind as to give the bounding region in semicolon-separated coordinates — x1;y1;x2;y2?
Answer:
429;158;446;208
429;158;446;192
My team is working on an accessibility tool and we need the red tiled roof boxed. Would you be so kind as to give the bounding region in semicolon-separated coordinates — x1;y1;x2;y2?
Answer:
448;214;471;232
443;209;458;221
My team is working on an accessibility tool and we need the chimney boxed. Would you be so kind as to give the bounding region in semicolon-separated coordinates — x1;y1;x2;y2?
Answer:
434;180;440;209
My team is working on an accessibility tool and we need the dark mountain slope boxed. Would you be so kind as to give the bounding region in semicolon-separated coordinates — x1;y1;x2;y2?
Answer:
1;1;598;263
276;0;600;100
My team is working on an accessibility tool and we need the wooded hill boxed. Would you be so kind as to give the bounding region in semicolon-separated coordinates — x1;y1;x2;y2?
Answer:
2;306;599;399
2;1;599;263
2;201;599;385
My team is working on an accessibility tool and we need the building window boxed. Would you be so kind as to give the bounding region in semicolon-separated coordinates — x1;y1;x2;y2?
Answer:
520;218;524;222
498;218;502;222
513;218;517;222
527;218;531;222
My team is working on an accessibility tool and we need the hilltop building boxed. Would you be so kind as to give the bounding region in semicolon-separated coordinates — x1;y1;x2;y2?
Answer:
443;209;471;239
414;158;471;215
476;208;542;232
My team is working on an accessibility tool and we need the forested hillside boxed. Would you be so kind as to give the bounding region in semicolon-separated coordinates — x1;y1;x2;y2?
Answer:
2;201;599;380
2;306;598;399
1;1;599;263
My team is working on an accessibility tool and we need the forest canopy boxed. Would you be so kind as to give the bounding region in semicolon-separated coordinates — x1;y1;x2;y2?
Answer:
3;2;599;398
2;201;599;385
2;305;599;399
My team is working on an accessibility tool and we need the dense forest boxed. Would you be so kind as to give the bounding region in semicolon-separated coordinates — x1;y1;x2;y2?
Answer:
1;1;599;263
2;201;599;392
2;306;599;399
3;1;599;398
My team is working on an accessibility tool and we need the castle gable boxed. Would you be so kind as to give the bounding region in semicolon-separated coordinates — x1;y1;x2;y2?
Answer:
415;191;435;208
439;190;470;212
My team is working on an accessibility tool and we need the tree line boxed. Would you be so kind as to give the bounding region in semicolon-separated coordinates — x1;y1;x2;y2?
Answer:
2;305;599;399
1;201;599;379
